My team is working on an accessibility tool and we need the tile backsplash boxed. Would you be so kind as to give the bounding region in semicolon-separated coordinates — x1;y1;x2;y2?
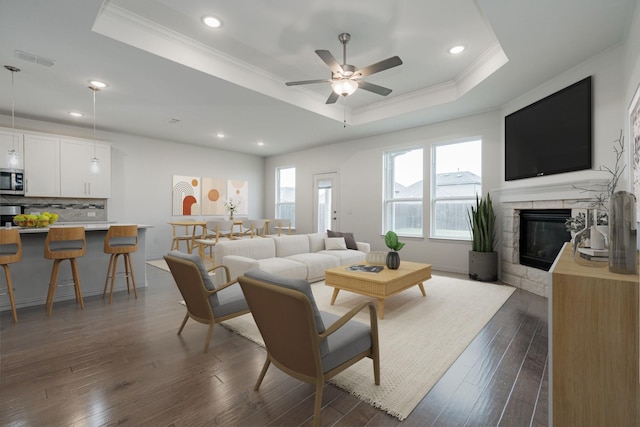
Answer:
1;196;107;222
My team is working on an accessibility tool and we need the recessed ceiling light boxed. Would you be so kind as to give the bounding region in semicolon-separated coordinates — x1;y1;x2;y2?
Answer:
69;112;83;118
89;80;107;88
448;45;465;55
202;16;222;28
257;141;264;146
216;132;225;138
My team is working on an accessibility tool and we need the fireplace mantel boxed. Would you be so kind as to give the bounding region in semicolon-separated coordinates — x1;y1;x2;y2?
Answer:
494;178;609;203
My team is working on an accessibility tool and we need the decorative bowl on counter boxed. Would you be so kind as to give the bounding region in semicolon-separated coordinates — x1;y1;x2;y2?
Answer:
13;213;59;228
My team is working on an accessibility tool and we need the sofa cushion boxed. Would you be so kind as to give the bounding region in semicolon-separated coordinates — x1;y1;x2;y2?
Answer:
286;253;341;282
308;232;328;253
327;230;358;250
318;249;367;265
215;238;276;264
324;237;347;250
256;257;308;280
271;235;310;258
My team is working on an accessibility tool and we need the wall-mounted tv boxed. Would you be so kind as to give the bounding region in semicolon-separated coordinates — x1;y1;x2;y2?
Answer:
505;76;592;181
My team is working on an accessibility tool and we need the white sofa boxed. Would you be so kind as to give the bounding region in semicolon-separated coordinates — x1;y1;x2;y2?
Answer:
213;232;370;284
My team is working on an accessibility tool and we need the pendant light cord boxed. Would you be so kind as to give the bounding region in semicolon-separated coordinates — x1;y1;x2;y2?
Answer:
4;66;21;153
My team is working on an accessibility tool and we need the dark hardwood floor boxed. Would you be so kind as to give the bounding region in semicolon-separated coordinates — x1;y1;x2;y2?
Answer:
0;265;548;426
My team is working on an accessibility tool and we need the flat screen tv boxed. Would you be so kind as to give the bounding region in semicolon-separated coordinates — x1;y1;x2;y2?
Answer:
505;76;592;181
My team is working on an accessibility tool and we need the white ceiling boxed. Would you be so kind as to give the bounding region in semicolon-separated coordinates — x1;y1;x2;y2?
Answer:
0;0;636;157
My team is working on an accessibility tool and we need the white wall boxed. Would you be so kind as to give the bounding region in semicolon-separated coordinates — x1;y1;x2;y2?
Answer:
0;116;265;260
264;41;634;274
265;111;501;274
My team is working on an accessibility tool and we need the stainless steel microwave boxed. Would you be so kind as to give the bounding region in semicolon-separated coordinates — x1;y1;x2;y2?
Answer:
0;168;25;195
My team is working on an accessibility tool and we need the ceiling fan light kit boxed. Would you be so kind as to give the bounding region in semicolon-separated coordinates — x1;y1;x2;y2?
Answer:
286;32;402;104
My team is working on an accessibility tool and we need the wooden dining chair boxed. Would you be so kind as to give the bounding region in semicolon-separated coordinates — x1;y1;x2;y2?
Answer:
194;220;235;269
0;228;22;323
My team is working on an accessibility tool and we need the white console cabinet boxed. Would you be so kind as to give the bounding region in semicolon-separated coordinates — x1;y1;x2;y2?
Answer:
0;128;24;169
60;138;111;198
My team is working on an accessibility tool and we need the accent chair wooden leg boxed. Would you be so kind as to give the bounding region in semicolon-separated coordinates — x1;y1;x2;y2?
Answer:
254;357;271;391
177;313;189;335
3;265;18;323
203;323;215;354
313;381;324;427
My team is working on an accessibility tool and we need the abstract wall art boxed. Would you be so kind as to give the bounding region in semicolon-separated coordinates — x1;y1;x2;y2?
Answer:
201;177;227;215
172;175;201;215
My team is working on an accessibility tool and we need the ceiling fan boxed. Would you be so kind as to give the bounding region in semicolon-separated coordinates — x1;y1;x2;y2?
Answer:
285;33;403;104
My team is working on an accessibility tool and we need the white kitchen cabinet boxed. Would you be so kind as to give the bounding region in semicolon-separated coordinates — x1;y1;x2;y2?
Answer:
60;139;111;198
24;133;60;196
0;128;24;169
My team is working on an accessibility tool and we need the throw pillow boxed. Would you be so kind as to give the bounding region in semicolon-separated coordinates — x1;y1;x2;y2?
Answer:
324;237;347;250
327;230;358;250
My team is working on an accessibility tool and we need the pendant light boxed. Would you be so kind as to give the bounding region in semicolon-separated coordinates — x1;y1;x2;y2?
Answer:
89;85;100;174
4;65;21;167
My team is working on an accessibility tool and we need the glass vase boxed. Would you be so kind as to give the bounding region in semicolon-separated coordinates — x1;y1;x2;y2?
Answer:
608;191;638;274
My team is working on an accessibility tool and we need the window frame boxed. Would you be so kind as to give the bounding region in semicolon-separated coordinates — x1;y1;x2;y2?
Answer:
275;166;295;228
430;138;482;241
382;146;424;238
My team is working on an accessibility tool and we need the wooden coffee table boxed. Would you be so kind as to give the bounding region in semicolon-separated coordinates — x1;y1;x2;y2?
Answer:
325;261;432;319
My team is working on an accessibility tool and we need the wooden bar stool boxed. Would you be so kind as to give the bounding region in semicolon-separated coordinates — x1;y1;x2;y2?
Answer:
103;225;138;303
0;228;22;323
44;227;86;316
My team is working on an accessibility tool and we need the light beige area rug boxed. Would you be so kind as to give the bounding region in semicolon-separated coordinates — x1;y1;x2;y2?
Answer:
221;275;515;420
147;259;170;272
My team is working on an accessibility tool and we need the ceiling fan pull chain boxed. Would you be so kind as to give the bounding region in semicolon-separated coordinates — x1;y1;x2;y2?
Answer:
343;96;347;128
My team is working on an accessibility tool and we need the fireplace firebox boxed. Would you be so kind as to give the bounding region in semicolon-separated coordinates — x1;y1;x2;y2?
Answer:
519;209;572;271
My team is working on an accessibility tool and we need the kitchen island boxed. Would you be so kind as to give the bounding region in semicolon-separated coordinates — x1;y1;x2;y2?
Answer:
1;223;151;313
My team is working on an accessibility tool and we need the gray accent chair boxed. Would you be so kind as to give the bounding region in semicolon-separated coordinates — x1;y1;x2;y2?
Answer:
164;250;249;353
237;269;380;427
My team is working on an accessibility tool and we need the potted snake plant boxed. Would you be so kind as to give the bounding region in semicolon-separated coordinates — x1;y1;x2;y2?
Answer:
467;192;498;281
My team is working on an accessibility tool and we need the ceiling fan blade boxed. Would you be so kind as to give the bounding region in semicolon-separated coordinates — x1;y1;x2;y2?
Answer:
326;91;340;104
356;56;403;78
315;50;344;75
285;79;331;86
357;81;393;96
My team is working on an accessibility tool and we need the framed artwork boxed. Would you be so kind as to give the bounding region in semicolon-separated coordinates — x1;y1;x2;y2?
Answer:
201;177;227;215
630;83;640;218
172;175;200;215
227;180;249;215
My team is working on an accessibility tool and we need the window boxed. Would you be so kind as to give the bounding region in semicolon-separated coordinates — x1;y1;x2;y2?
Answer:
431;139;482;239
276;167;295;227
383;147;423;237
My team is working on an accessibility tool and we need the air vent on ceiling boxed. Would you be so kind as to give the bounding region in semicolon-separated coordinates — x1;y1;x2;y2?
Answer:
15;50;55;67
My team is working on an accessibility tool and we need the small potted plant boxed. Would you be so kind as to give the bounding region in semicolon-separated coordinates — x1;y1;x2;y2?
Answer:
467;192;498;281
384;230;405;269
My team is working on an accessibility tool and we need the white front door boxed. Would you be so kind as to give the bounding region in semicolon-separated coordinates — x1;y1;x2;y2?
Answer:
313;172;339;233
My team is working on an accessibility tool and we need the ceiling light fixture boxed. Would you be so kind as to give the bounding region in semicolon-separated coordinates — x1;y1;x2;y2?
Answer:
449;45;466;54
257;141;264;146
202;16;222;28
4;65;21;167
89;80;107;88
331;79;358;97
89;85;101;174
69;111;83;118
216;132;225;138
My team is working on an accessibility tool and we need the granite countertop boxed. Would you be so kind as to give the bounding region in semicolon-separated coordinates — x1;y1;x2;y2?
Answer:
13;223;153;233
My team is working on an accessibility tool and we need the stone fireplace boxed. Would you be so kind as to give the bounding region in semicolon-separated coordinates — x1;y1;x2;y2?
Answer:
497;180;602;298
